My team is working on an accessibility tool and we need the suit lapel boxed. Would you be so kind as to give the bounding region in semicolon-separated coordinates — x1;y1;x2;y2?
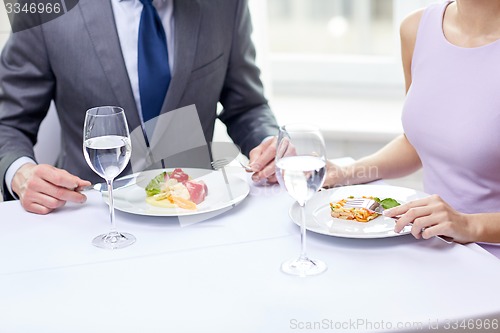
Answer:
162;0;201;112
78;0;141;129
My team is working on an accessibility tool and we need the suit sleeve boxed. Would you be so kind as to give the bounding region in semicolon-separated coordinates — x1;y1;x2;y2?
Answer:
0;26;54;200
217;0;279;156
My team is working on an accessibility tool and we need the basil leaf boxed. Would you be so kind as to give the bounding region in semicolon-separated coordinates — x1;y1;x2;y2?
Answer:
379;198;400;209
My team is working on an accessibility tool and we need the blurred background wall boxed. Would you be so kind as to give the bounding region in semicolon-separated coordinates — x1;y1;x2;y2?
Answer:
0;4;7;46
248;0;438;190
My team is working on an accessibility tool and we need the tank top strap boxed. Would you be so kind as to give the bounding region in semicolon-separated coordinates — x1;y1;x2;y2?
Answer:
411;1;451;75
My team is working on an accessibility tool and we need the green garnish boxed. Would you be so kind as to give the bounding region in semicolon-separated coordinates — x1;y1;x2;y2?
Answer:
145;172;166;197
374;197;400;209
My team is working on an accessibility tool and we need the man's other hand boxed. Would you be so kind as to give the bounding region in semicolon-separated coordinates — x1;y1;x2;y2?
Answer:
248;136;278;184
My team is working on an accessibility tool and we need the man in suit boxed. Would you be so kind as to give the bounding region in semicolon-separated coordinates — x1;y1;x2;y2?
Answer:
0;0;279;214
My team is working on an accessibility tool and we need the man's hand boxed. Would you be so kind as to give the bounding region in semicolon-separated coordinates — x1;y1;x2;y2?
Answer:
11;163;91;215
248;136;278;184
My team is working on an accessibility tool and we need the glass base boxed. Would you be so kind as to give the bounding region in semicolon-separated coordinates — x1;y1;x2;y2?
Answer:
92;231;136;249
281;257;327;277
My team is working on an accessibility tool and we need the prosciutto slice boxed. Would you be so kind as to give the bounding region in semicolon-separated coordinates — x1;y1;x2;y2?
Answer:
185;180;207;204
169;168;190;183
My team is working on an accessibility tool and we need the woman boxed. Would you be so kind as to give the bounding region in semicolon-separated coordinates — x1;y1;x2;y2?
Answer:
324;0;500;244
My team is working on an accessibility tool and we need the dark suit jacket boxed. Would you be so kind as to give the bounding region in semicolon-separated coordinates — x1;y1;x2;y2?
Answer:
0;0;278;200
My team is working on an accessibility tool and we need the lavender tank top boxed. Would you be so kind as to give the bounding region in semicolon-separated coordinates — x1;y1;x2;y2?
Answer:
402;1;500;214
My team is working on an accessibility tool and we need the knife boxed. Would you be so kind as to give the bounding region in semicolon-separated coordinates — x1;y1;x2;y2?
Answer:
79;174;137;192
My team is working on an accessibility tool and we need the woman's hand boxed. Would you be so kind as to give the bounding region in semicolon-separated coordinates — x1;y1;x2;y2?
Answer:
386;194;476;244
323;160;346;188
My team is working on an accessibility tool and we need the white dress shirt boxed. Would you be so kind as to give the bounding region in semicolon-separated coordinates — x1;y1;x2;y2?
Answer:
111;0;175;119
5;0;175;197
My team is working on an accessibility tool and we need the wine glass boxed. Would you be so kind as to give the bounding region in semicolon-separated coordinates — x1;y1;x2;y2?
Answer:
83;106;135;249
275;124;327;276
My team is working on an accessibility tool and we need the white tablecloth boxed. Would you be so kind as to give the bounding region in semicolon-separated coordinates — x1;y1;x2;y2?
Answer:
0;170;499;333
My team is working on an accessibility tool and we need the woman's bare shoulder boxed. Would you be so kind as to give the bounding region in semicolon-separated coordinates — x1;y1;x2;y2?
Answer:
400;9;425;45
400;9;425;91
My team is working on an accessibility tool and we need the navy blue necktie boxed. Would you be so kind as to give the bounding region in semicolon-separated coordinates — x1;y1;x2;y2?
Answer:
138;0;171;123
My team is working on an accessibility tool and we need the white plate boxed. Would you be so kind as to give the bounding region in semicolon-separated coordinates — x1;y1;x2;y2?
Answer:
289;184;429;239
105;168;250;217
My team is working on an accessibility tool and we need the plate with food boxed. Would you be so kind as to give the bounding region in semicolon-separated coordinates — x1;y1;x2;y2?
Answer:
289;184;429;238
106;168;250;216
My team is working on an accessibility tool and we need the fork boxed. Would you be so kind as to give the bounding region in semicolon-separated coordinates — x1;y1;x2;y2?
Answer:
211;158;253;172
343;198;384;213
211;159;236;207
343;198;454;244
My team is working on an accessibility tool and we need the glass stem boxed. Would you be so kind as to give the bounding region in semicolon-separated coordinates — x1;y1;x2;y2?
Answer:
107;178;117;233
299;202;308;260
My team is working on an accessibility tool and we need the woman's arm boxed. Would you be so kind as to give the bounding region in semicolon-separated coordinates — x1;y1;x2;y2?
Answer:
469;213;500;243
324;134;421;187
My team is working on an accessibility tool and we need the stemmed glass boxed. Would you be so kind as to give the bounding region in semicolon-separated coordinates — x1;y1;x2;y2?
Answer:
275;124;327;276
83;106;136;249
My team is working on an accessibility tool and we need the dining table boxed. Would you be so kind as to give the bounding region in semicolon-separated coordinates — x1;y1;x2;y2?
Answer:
1;161;500;333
